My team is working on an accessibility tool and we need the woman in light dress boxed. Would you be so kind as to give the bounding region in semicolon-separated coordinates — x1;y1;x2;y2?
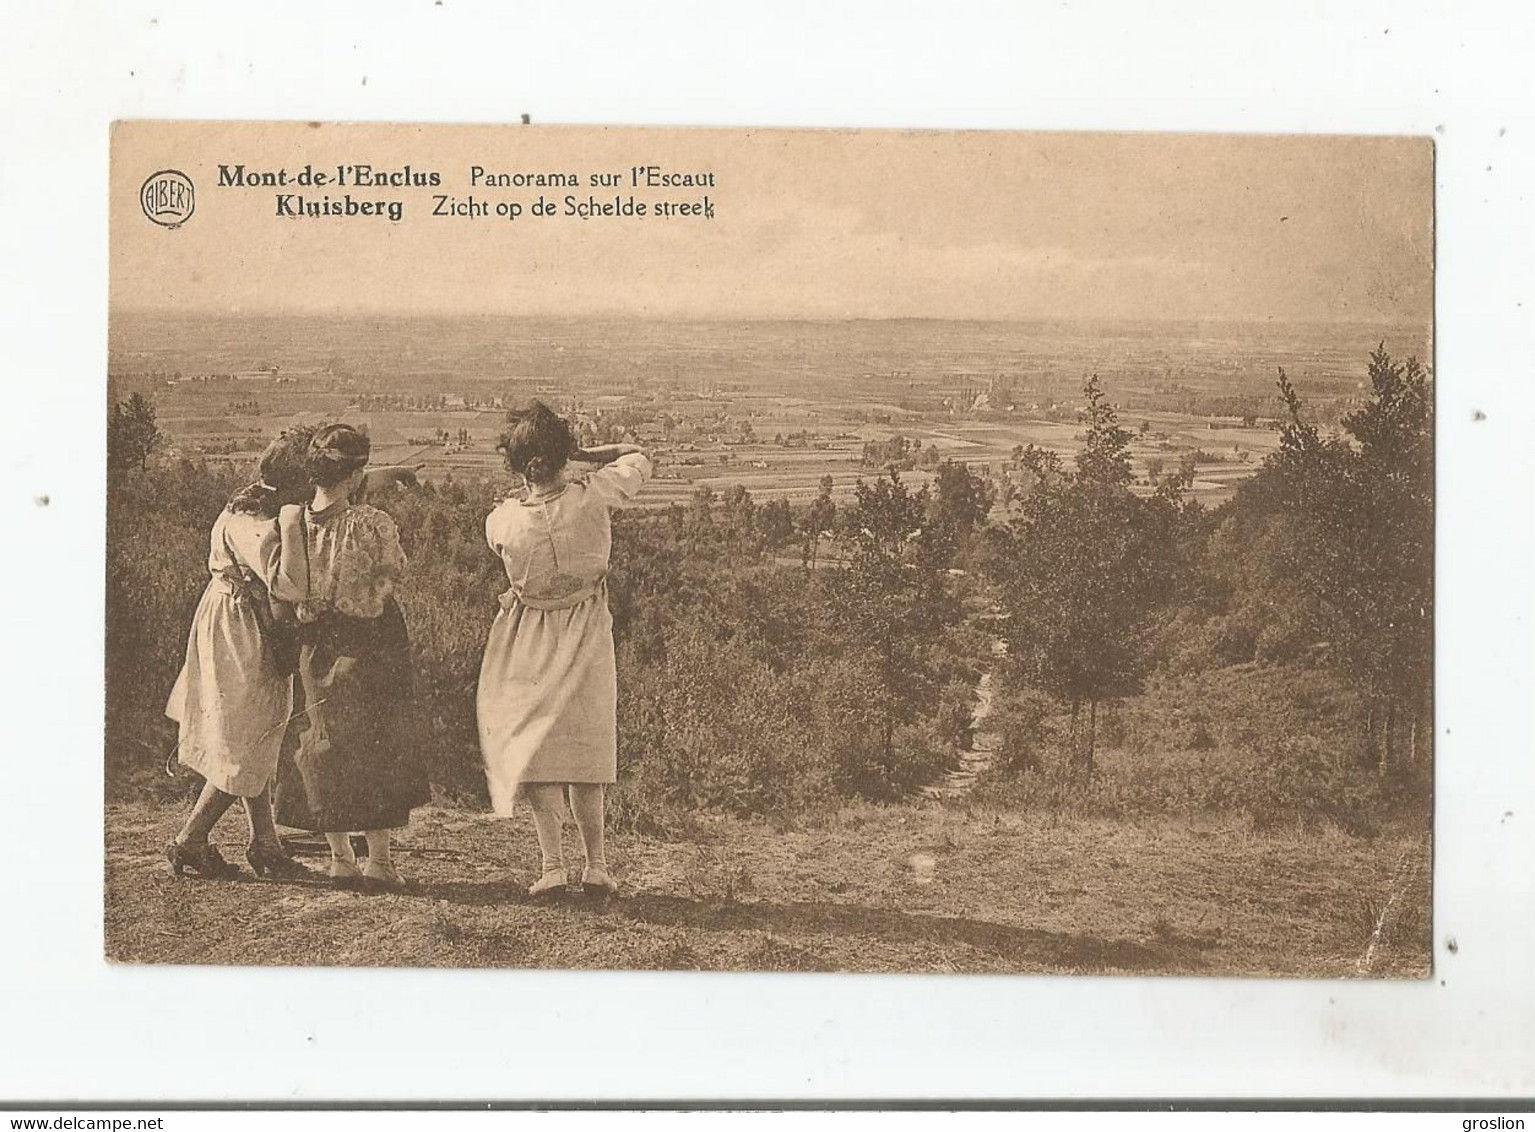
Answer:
165;426;317;881
477;401;651;898
273;424;431;891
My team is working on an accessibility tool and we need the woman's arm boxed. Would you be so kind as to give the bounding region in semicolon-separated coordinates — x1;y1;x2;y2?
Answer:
571;443;649;466
268;504;310;603
358;464;425;501
580;446;653;505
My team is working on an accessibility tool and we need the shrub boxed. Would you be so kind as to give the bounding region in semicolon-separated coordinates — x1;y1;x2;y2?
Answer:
972;661;1410;834
1249;735;1384;835
106;462;244;798
987;686;1055;773
861;722;956;801
613;624;832;818
933;679;976;749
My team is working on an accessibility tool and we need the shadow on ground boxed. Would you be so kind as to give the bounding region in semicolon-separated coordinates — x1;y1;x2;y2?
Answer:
411;877;1201;973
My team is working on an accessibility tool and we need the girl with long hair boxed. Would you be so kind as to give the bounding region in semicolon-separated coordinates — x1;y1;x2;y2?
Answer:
165;425;317;880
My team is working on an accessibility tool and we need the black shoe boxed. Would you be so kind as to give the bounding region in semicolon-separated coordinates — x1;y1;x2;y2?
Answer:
245;842;317;881
165;840;240;880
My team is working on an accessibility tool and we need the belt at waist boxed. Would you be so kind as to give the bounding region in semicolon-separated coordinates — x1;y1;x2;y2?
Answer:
498;576;606;612
208;567;283;640
210;566;267;603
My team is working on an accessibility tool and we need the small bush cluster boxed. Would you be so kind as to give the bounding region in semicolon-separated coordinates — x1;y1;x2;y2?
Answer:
975;663;1429;835
608;615;962;829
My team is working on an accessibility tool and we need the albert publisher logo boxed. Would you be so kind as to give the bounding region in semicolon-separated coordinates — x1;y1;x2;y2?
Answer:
140;169;195;228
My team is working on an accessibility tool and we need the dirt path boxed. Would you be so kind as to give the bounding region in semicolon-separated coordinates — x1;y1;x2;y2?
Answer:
921;636;1007;801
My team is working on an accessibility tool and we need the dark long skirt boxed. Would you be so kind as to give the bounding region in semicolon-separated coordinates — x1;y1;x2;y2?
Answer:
274;598;430;832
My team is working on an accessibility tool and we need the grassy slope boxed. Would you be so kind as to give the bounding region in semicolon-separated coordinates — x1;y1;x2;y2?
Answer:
106;799;1430;978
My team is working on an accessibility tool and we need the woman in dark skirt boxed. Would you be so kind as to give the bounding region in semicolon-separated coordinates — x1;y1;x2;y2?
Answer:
273;424;430;890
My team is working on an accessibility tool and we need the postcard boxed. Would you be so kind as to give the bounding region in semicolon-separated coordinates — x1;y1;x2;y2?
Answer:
106;122;1433;976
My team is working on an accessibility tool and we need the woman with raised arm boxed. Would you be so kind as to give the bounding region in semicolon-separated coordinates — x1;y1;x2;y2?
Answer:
165;425;317;881
477;401;651;898
272;423;431;891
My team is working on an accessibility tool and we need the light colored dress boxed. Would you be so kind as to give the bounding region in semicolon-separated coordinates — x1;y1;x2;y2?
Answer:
477;454;652;814
272;501;430;832
166;508;307;797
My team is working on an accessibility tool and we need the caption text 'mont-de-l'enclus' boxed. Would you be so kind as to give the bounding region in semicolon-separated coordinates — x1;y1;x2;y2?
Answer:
216;163;439;223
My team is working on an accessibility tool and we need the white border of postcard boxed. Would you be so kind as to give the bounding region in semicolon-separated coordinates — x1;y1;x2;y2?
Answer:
4;0;1533;1104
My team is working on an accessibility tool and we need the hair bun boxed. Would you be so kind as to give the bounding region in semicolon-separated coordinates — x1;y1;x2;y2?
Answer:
308;422;371;488
311;423;371;464
499;399;576;485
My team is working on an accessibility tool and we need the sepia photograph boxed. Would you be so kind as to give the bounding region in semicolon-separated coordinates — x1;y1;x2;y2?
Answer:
105;121;1435;978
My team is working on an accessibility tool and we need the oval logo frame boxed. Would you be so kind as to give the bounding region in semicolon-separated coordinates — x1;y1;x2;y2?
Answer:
140;170;196;228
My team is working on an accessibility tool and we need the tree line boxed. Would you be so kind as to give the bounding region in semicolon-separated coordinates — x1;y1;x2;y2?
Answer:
981;347;1431;786
104;344;1431;822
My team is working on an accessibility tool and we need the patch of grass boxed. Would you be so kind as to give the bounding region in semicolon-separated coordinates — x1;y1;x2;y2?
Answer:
429;906;466;945
606;787;724;843
652;934;704;971
1148;909;1222;951
683;846;754;905
1345;848;1432;968
748;933;832;972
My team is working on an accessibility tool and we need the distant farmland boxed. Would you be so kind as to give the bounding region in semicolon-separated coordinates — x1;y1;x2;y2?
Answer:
110;313;1428;510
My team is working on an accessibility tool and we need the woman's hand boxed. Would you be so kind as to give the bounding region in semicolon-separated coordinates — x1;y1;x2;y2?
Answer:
572;443;648;465
359;464;426;500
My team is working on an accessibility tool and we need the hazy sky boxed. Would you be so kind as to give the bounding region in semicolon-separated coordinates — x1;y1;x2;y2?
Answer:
112;123;1433;324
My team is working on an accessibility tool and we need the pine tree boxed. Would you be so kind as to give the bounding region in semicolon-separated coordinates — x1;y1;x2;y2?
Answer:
831;471;956;769
107;393;162;472
1259;348;1433;778
928;459;997;559
991;376;1182;776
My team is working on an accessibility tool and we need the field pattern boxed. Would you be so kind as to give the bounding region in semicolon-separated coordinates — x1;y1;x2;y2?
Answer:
109;313;1429;509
